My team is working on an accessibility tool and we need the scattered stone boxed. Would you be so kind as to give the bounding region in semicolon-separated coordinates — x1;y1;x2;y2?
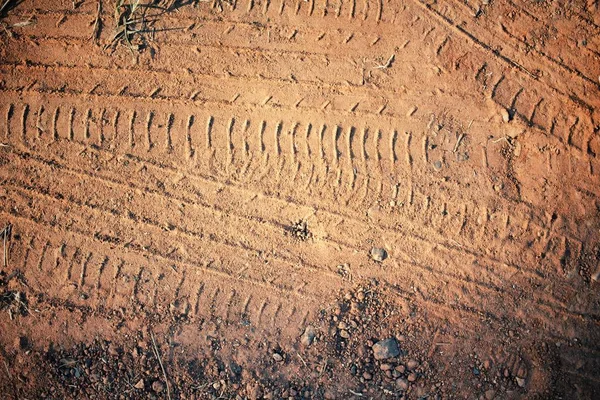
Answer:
380;363;393;371
372;338;400;360
272;353;283;362
396;378;409;390
395;365;405;373
500;108;511;123
324;389;336;399
362;371;372;380
516;377;526;388
370;247;388;262
407;359;419;370
300;326;316;347
407;372;417;382
339;329;350;339
485;389;496;399
433;160;443;170
247;383;263;400
152;380;164;393
134;379;145;390
107;343;118;357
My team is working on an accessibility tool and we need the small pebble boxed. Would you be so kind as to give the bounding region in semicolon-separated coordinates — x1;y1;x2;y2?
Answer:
396;378;409;390
152;380;164;393
370;247;388;262
272;353;283;362
362;372;372;380
407;359;419;370
300;326;316;347
134;379;144;390
433;160;443;170
485;389;496;400
372;338;400;360
407;372;417;382
380;363;393;371
339;329;350;339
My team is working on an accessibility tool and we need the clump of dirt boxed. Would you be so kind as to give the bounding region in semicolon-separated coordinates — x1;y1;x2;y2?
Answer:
287;220;312;241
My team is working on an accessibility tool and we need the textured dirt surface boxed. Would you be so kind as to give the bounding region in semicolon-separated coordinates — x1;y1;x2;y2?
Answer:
0;0;599;398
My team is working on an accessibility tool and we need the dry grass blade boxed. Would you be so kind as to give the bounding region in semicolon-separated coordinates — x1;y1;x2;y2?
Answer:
0;0;14;15
1;224;12;268
150;330;172;400
91;1;102;41
106;0;187;58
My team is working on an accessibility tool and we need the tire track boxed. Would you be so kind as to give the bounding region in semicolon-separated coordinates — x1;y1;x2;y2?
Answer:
3;134;598;328
2;95;595;279
7;225;312;337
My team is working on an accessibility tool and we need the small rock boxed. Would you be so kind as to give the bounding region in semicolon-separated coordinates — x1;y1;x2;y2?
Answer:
247;383;263;400
485;389;496;400
407;359;419;370
516;377;526;388
324;389;336;399
396;378;409;390
380;363;393;371
134;379;145;390
152;380;164;393
362;372;372;380
300;326;316;347
272;353;283;362
370;247;388;262
339;329;350;339
107;343;118;357
407;372;417;382
372;338;400;360
395;365;405;373
212;382;221;390
500;108;511;123
433;160;443;170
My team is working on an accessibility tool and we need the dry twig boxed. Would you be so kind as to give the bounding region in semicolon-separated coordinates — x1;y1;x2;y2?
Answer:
374;54;395;69
150;330;172;400
1;224;12;268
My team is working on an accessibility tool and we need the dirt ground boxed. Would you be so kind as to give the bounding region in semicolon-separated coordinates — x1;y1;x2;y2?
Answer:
0;0;599;398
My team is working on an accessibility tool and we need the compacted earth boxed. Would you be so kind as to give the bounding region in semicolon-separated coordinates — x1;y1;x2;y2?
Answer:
0;0;599;398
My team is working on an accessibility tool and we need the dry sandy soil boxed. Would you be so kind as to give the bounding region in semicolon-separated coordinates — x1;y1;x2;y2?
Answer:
0;0;599;398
